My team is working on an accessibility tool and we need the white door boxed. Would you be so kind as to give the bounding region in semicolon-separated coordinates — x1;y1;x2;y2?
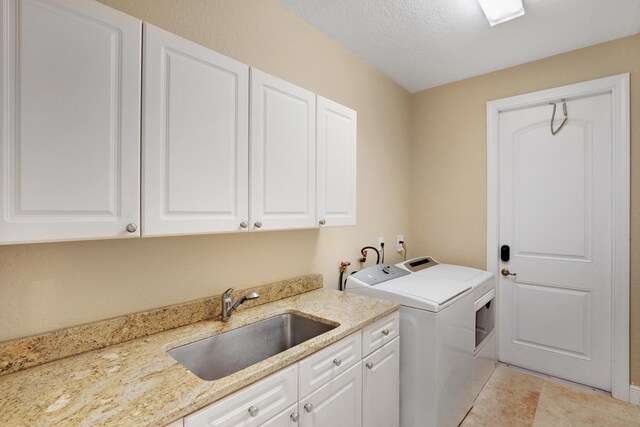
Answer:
0;0;141;244
250;69;316;231
362;337;399;427
299;362;362;427
142;24;249;237
316;96;357;228
498;93;613;390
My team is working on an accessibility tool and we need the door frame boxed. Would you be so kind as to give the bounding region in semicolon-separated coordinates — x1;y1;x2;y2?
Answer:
486;74;630;401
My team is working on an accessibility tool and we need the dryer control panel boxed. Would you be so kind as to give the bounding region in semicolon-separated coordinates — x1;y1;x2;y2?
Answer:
349;264;410;286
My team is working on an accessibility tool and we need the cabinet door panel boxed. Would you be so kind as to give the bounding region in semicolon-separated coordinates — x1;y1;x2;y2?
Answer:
259;403;298;427
300;362;362;427
0;0;141;243
363;337;400;427
143;24;248;236
316;96;357;227
250;69;315;231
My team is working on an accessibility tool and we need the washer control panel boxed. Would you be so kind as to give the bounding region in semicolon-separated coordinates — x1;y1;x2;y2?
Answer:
402;256;438;272
350;264;410;286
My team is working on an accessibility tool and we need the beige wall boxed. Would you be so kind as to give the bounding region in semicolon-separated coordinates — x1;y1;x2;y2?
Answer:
410;34;640;385
2;0;638;387
0;0;412;341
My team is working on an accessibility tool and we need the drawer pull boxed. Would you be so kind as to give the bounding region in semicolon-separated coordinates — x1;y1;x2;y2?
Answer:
290;412;300;422
333;358;342;367
382;329;390;336
248;405;259;417
366;361;374;369
304;403;314;413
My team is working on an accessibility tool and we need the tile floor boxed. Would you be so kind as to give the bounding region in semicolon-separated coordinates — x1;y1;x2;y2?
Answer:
461;365;640;426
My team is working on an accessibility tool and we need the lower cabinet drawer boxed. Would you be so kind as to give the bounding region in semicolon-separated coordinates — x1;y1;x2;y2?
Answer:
361;312;399;358
184;364;298;427
298;331;362;399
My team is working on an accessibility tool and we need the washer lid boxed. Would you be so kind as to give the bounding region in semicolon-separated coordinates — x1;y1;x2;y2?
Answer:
408;263;495;289
374;273;471;312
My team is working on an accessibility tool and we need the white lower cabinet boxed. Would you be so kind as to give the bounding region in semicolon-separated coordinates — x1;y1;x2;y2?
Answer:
362;337;400;427
176;313;399;427
299;362;362;427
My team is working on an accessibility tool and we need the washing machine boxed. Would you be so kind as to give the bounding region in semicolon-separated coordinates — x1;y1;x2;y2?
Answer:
346;257;494;427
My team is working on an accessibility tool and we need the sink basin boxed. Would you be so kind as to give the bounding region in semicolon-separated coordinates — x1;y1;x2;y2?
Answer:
168;313;337;381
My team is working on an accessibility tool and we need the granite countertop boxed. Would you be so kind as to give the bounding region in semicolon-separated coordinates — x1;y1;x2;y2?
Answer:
0;289;398;426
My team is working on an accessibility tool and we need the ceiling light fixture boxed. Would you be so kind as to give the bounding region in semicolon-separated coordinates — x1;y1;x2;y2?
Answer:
477;0;525;26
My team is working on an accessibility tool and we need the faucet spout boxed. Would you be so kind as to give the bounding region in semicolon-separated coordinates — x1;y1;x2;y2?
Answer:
222;289;260;322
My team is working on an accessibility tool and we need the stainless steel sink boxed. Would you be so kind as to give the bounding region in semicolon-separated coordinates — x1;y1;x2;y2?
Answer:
168;313;337;381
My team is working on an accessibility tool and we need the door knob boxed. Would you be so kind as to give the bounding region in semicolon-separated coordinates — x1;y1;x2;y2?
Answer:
290;412;300;422
319;219;326;225
366;361;374;369
304;403;314;413
240;221;248;229
248;405;259;417
333;358;342;366
501;268;516;277
382;329;390;336
126;223;137;233
254;221;262;228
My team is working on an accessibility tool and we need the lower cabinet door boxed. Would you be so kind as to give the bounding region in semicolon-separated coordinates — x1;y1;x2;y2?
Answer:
184;364;297;427
299;362;362;427
362;337;400;427
260;403;299;426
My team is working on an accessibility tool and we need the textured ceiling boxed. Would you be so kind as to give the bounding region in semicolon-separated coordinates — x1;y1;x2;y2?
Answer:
277;0;640;92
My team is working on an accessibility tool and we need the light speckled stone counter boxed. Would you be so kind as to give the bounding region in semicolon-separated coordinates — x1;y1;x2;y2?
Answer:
0;289;398;426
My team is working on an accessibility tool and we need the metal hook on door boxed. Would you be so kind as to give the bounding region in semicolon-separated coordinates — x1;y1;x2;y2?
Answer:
549;99;568;135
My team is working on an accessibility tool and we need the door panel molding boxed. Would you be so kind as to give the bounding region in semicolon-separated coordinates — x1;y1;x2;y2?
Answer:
487;74;630;401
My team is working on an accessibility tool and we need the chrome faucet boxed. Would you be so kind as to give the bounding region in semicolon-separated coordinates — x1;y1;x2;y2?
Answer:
221;288;260;322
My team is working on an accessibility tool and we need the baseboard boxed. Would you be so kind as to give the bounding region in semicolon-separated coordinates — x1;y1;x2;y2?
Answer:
630;385;640;406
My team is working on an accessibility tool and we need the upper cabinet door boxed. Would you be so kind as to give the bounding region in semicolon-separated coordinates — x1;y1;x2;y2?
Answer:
250;69;316;231
142;24;249;236
316;96;357;227
0;0;141;244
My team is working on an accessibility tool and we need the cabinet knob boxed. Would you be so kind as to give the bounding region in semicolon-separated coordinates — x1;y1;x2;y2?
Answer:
290;412;300;422
248;405;259;417
240;221;248;229
304;403;314;413
125;223;137;233
366;361;374;369
333;358;342;367
382;329;390;336
319;219;326;225
254;221;262;229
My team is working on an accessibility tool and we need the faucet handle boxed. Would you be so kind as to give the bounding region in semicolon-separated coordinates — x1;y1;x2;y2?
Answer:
223;287;234;297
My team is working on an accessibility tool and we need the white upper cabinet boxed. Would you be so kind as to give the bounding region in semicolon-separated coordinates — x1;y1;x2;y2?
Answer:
142;24;249;236
0;0;141;244
316;96;357;227
250;69;316;231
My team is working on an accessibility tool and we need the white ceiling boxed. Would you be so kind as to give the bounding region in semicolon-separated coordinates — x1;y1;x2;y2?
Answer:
277;0;640;93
